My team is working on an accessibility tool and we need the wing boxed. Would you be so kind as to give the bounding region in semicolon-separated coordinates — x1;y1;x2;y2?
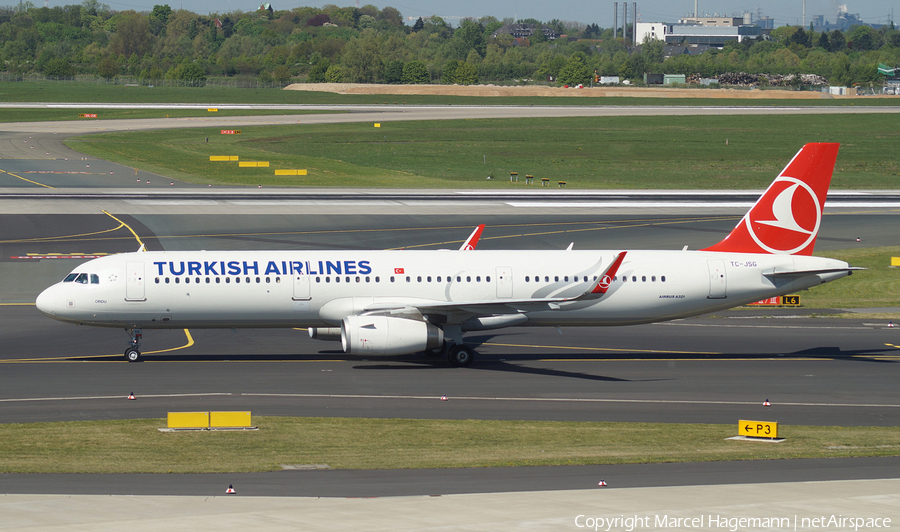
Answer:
361;252;627;327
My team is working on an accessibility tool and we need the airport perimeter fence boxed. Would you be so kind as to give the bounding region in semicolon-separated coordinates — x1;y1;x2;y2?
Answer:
0;73;291;90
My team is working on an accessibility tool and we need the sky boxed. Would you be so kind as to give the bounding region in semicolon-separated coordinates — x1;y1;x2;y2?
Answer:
95;0;897;28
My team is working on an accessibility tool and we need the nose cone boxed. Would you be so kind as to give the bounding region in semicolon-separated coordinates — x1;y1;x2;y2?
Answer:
35;285;58;317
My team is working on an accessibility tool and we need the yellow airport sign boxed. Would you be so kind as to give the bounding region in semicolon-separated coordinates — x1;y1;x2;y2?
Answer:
892;257;900;267
210;156;239;162
275;169;308;176
239;161;270;168
210;411;252;428
167;412;210;428
739;420;778;438
374;123;381;128
780;295;800;306
208;108;218;112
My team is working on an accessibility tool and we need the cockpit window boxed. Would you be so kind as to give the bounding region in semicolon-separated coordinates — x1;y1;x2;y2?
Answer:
75;273;88;284
63;273;78;282
90;274;99;284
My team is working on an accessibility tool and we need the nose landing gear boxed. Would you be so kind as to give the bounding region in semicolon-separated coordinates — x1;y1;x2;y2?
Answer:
125;328;142;362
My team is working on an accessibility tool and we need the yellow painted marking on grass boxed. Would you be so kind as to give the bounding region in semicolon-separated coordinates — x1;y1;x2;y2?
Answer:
0;169;56;189
0;329;194;363
483;342;720;356
101;210;144;248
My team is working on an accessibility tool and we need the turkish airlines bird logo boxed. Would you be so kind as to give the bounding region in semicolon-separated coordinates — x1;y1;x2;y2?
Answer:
746;176;821;254
598;275;612;289
462;244;475;251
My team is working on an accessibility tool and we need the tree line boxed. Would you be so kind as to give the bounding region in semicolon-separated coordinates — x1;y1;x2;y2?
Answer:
2;0;899;87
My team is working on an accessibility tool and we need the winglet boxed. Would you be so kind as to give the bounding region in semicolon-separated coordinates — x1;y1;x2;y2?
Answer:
702;143;839;256
460;224;485;251
589;251;627;295
560;251;627;302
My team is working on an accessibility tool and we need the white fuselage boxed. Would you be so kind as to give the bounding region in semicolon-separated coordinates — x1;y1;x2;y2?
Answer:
36;249;850;330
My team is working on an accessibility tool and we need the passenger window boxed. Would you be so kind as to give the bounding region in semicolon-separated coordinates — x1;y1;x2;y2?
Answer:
427;276;432;282
236;277;240;284
390;276;395;283
436;276;440;282
165;278;170;284
525;276;530;282
90;274;99;284
406;276;411;282
315;277;320;283
457;276;462;282
642;276;646;282
256;277;261;283
632;276;637;282
216;278;221;284
155;278;160;284
554;276;559;282
245;277;250;283
417;276;422;282
175;278;180;284
196;277;200;284
466;276;471;282
564;276;568;282
207;278;211;284
651;276;656;282
476;276;481;282
265;277;270;283
661;276;666;282
276;277;281;283
64;273;78;282
486;276;490;282
544;276;549;282
327;277;332;283
375;276;380;282
226;278;231;284
355;276;360;283
185;278;190;284
365;276;370;283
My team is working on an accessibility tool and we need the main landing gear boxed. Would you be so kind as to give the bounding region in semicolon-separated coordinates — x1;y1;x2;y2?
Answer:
423;340;475;367
447;344;475;367
124;328;142;362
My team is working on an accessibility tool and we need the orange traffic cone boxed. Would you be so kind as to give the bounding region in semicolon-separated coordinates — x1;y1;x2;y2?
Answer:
597;480;607;487
889;322;894;328
128;392;136;400
440;395;448;401
226;484;236;494
763;399;771;406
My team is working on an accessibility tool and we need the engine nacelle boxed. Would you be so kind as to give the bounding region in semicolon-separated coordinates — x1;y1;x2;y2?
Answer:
308;327;342;341
341;315;443;356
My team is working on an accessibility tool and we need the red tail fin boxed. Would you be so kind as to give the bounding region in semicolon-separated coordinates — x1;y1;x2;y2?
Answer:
702;143;839;256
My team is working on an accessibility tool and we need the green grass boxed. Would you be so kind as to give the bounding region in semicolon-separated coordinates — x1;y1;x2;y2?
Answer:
0;108;336;122
802;245;900;309
2;80;899;107
66;114;900;188
1;417;897;473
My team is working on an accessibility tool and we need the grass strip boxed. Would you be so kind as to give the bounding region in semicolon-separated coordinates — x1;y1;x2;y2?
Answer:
0;108;337;123
803;246;900;309
1;417;898;473
3;81;900;107
65;114;900;188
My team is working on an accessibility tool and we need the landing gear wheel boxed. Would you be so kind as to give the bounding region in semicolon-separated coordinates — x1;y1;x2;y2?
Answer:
424;340;450;358
447;345;474;367
125;348;141;362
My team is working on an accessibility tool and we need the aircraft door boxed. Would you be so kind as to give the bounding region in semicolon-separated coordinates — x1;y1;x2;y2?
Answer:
125;261;146;301
293;274;311;300
496;267;513;298
706;259;727;299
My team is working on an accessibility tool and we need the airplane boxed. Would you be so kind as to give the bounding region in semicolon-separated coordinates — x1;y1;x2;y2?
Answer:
36;143;859;366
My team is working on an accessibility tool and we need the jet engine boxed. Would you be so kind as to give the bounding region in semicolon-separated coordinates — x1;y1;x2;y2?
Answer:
341;315;443;356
